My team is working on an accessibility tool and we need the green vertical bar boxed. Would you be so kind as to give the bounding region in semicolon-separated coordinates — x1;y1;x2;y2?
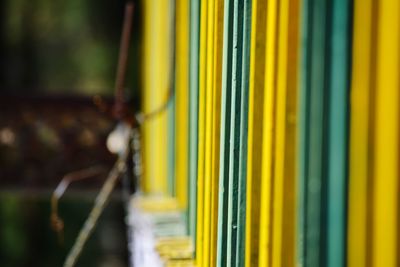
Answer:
168;0;176;197
188;0;200;244
216;0;251;265
327;0;351;266
299;0;329;266
306;1;328;266
217;0;234;265
235;0;251;266
168;96;176;196
298;0;351;266
297;0;311;264
226;0;244;265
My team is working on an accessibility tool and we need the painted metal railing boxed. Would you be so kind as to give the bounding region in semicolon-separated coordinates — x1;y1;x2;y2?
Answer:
54;0;400;266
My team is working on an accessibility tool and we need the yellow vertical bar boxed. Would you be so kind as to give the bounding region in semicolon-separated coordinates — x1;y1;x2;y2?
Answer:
202;0;214;264
210;0;224;266
281;1;299;266
373;0;400;266
141;0;170;194
175;0;189;209
155;0;169;195
259;0;278;266
141;0;153;193
347;0;374;266
196;0;208;265
272;0;299;266
245;0;267;266
272;0;289;264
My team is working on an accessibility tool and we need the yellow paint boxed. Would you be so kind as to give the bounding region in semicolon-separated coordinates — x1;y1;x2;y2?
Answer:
175;0;189;209
209;1;224;265
141;0;171;194
373;0;399;266
245;0;267;266
347;0;375;266
196;0;208;265
156;236;194;259
133;195;181;212
280;1;299;266
272;0;289;264
272;0;299;266
202;0;215;264
165;260;196;267
195;2;224;265
259;0;279;265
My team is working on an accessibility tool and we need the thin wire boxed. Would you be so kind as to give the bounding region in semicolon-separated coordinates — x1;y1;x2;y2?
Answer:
63;147;129;267
50;165;106;243
114;2;134;120
55;0;177;265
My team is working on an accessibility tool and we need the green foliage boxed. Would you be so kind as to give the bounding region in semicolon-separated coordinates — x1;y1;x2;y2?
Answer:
1;0;140;96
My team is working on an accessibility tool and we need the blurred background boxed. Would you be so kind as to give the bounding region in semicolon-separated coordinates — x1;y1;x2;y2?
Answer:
0;0;141;266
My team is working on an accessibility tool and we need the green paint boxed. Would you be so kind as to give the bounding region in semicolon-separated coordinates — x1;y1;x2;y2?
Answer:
298;0;351;266
217;0;234;265
168;0;177;198
188;0;200;248
168;95;176;196
235;0;251;266
327;0;351;266
297;0;310;263
217;0;251;266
